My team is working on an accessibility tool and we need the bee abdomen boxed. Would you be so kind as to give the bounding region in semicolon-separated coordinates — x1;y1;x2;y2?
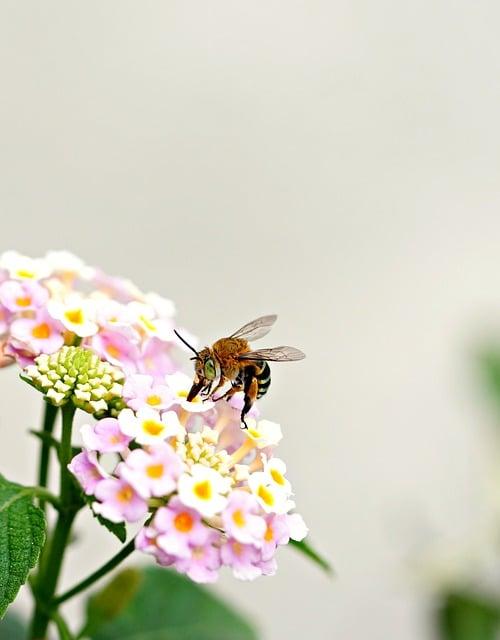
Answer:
256;361;271;399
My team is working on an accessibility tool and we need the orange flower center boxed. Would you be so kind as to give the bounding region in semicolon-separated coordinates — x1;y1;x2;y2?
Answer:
117;486;133;503
146;463;164;479
264;525;274;542
106;344;121;359
174;512;194;533
232;509;246;528
31;323;51;339
15;296;31;307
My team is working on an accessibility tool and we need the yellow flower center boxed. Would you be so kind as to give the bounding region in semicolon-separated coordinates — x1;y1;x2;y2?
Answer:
31;323;51;339
16;269;35;279
270;469;285;486
193;480;212;501
117;486;133;503
248;428;261;439
232;509;246;528
64;308;84;325
146;394;162;406
142;420;164;436
174;512;194;533
264;525;274;542
146;463;164;479
15;296;31;307
257;484;274;507
106;344;122;359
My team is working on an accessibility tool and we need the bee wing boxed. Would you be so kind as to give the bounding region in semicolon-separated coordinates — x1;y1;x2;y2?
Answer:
229;315;278;341
238;346;306;362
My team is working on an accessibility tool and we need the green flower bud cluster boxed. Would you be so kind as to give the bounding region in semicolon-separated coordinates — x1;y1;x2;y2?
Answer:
22;346;126;417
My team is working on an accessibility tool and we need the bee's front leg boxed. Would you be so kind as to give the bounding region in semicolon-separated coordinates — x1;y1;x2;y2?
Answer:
209;376;228;401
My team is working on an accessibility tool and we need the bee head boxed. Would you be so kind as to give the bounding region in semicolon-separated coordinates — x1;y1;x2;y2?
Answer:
194;348;216;382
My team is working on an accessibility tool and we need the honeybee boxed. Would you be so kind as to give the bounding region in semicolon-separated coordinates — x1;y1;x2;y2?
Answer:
174;315;305;428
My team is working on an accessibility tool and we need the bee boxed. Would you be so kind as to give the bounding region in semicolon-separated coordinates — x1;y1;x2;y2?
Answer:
174;315;305;428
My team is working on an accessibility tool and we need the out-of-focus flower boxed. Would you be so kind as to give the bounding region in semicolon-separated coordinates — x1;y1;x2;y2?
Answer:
222;490;266;546
122;374;173;412
81;417;131;453
248;471;295;514
0;251;52;281
0;280;49;312
220;540;263;581
10;309;65;355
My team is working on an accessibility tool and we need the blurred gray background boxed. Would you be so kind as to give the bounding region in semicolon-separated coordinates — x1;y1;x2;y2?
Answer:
2;2;500;638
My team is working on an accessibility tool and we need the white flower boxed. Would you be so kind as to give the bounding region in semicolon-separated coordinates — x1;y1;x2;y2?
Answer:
118;407;184;445
245;419;283;448
166;372;214;413
177;464;231;517
262;455;291;493
248;471;295;514
1;251;52;281
44;251;95;280
144;292;176;319
48;295;98;337
287;513;309;541
127;301;173;341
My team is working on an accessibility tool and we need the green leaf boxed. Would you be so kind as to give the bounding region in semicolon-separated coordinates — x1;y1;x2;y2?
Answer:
84;566;258;640
0;611;26;639
436;591;500;640
82;494;126;543
289;538;333;574
0;475;46;618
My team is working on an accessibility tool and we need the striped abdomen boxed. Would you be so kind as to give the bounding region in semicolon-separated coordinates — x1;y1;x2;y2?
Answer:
256;361;271;399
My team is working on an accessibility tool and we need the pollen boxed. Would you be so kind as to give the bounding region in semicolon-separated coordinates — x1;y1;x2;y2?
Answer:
232;509;246;528
31;323;51;339
146;394;162;406
193;480;212;501
146;463;164;479
270;469;285;486
257;484;274;507
15;296;31;307
117;486;133;503
64;308;84;325
174;511;194;533
142;419;164;436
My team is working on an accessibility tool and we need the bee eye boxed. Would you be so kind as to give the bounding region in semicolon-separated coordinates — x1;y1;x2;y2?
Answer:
204;358;216;380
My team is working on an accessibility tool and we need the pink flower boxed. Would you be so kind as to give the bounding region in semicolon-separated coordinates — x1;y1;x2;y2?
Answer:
0;304;12;335
148;497;211;558
0;279;48;312
4;338;36;366
123;374;174;412
260;513;308;561
93;478;148;523
118;443;183;498
81;418;132;453
220;539;263;581
91;330;141;374
172;531;221;583
10;309;65;355
67;451;107;495
221;490;266;546
137;337;177;381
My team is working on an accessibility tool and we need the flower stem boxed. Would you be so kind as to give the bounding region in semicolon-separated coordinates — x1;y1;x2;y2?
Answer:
36;402;58;512
54;538;136;606
30;403;77;640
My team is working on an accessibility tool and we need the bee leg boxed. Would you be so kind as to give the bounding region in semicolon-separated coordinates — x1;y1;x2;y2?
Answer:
241;374;258;429
211;376;228;401
216;383;243;403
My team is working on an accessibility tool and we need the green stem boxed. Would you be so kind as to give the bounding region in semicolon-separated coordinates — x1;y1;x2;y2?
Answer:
30;404;77;640
28;486;61;511
36;403;58;511
54;538;135;606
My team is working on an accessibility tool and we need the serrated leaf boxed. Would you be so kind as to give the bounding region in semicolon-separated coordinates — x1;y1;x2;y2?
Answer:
80;493;126;543
289;538;333;574
436;591;500;640
0;475;46;618
84;566;257;640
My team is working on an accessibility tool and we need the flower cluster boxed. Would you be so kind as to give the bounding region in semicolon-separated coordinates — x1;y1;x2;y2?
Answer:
8;250;308;584
0;250;180;378
69;369;307;583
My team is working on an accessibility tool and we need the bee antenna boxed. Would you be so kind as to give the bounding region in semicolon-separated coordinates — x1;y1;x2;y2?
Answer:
174;329;199;357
